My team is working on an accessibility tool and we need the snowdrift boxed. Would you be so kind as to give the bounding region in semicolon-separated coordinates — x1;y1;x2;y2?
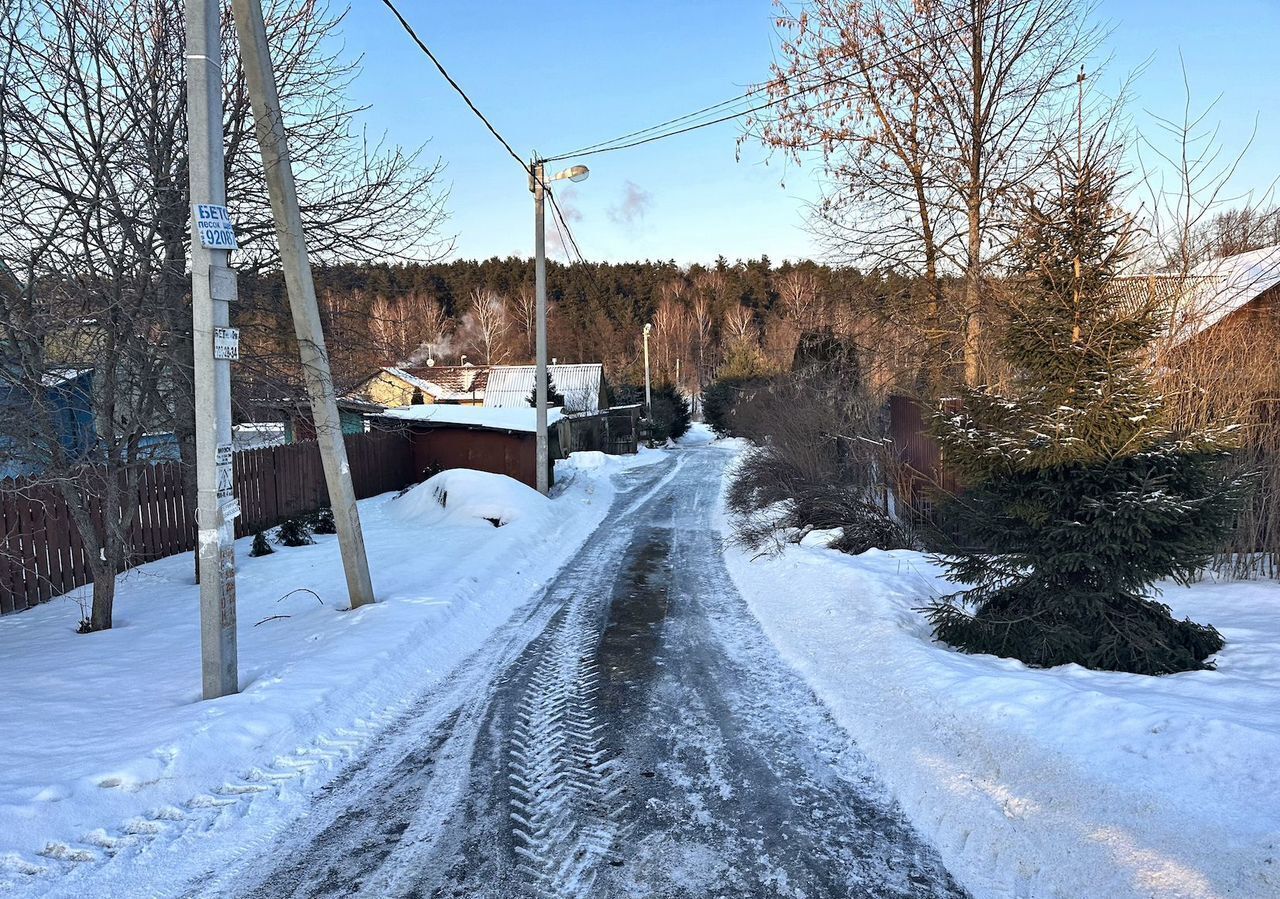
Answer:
724;508;1280;898
390;469;549;527
0;452;659;894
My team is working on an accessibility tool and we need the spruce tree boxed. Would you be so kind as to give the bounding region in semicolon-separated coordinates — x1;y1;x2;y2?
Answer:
526;370;565;409
928;144;1241;675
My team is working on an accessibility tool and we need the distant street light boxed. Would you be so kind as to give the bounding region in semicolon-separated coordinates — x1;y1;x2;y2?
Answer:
531;159;589;495
643;323;653;422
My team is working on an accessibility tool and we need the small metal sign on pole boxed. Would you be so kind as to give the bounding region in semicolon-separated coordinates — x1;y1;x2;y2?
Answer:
213;327;240;360
215;444;234;499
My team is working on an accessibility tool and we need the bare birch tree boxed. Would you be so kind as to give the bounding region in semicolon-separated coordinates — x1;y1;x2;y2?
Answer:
1138;57;1269;274
461;288;510;365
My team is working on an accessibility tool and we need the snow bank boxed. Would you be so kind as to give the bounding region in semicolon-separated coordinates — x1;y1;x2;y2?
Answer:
389;469;548;527
722;485;1280;897
0;449;659;892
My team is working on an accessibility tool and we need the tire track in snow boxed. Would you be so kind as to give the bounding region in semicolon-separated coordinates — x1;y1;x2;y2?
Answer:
507;598;629;898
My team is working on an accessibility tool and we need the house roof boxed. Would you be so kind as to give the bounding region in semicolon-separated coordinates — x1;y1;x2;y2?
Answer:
39;367;94;388
484;364;605;413
382;365;489;402
261;396;385;415
377;404;563;434
1162;245;1280;344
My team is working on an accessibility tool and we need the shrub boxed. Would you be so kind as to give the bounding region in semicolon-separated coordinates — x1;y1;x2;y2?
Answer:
249;531;275;557
702;376;768;437
275;516;315;547
725;359;910;555
616;382;690;443
309;507;337;535
648;383;691;442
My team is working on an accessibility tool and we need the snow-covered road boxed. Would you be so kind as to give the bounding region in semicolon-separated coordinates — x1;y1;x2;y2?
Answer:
134;443;962;898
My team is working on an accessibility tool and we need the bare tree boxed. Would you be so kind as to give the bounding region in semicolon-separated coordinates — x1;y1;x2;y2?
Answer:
691;273;726;392
755;0;1099;384
506;284;537;360
368;290;450;365
1139;57;1270;274
652;282;693;388
775;269;824;332
460;288;510;365
0;0;450;624
755;0;953;311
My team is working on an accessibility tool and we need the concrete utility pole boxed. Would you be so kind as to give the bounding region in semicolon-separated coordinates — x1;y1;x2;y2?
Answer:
186;0;239;699
532;159;550;495
642;323;653;420
530;159;589;495
231;0;375;608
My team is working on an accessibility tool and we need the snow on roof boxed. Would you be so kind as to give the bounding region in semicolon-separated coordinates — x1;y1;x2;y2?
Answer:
381;365;487;402
484;364;604;413
40;367;93;388
1169;245;1280;343
406;365;489;394
378;403;563;433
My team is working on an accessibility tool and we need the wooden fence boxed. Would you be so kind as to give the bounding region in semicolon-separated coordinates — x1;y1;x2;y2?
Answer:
0;431;414;614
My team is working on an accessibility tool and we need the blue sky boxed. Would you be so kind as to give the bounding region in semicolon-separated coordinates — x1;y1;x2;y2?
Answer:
339;1;1280;265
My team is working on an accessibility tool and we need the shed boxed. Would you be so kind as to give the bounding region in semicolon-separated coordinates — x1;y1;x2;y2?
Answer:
376;405;563;490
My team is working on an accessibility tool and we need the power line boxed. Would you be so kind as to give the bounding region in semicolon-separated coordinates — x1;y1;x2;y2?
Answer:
377;1;592;270
545;185;585;264
543;0;1043;163
544;8;953;161
379;0;529;174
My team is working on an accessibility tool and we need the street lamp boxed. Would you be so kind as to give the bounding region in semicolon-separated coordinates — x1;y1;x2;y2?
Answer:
643;323;653;422
531;158;589;495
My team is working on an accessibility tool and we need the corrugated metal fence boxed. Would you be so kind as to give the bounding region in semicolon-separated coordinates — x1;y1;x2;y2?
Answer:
0;431;413;614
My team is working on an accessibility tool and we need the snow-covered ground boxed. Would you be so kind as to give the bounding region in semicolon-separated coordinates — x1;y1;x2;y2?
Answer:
0;449;659;892
722;469;1280;897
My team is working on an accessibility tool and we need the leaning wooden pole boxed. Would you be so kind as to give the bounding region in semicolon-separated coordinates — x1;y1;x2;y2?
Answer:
230;0;375;608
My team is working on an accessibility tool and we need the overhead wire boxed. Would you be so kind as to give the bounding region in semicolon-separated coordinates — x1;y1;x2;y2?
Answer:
379;0;529;175
542;0;1044;162
545;186;585;264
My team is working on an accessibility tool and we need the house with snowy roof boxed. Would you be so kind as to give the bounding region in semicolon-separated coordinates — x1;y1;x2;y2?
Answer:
1161;244;1280;346
357;363;490;408
1101;244;1280;347
357;361;609;415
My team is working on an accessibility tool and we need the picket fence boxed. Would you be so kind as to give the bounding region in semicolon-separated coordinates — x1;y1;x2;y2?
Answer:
0;431;414;614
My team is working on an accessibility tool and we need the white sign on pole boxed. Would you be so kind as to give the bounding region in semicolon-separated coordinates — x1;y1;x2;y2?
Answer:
221;497;241;522
213;327;240;361
216;443;234;499
194;204;239;250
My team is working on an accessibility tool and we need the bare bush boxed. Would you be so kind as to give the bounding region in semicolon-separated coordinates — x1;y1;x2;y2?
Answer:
725;349;910;555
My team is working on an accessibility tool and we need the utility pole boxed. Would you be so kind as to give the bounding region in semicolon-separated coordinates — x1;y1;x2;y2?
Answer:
532;158;550;495
528;159;588;495
642;323;653;419
186;0;239;699
231;0;375;608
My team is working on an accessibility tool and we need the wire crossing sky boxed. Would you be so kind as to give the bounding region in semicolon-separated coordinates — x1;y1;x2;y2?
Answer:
340;0;1280;266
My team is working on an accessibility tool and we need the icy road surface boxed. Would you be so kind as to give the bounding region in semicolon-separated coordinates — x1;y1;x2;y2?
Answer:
175;445;964;898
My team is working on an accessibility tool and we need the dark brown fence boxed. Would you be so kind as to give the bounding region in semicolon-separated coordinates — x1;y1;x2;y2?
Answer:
0;431;414;614
887;394;959;516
